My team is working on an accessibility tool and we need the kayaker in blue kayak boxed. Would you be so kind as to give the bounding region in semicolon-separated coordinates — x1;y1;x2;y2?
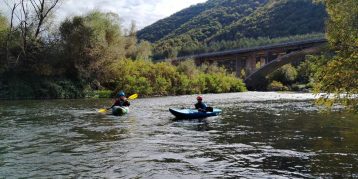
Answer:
111;91;130;108
195;96;207;112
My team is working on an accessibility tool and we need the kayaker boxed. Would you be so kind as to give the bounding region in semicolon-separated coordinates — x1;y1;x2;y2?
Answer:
195;96;207;112
111;91;130;108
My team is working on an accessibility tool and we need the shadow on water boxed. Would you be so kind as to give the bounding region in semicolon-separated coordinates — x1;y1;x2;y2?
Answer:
171;118;214;131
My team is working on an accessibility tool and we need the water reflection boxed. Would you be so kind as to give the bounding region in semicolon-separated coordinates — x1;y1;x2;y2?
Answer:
172;118;215;131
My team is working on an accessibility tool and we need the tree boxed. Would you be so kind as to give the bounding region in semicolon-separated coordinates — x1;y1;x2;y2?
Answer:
0;13;9;72
29;0;59;38
0;13;9;42
136;40;152;60
0;13;8;40
268;64;298;85
297;60;315;84
125;21;138;59
313;0;358;110
59;11;126;83
1;0;60;67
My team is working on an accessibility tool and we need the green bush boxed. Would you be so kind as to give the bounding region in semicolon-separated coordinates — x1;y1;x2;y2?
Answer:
106;59;246;96
0;75;86;99
291;84;310;92
0;58;247;99
267;81;289;91
7;81;35;99
96;90;113;98
297;60;315;84
268;64;298;85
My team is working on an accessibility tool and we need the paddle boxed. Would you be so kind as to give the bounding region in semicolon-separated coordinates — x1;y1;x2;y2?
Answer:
205;107;214;112
128;93;138;100
198;107;214;112
98;93;138;113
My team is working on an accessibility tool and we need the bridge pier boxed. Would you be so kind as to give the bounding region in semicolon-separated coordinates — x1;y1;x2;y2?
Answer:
246;53;257;75
235;58;246;77
259;56;266;68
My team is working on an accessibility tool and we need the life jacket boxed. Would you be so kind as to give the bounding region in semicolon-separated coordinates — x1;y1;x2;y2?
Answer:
195;102;207;110
114;99;130;107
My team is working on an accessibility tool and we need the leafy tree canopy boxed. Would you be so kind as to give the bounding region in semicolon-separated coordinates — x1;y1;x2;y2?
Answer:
312;0;358;110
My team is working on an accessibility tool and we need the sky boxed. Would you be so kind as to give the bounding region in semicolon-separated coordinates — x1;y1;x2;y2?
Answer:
0;0;207;29
1;0;207;29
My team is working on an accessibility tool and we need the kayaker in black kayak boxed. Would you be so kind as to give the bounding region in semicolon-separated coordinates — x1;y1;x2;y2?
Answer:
195;96;207;112
111;91;130;108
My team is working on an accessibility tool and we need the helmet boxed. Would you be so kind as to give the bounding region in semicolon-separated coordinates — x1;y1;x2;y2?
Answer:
117;91;125;97
197;96;203;100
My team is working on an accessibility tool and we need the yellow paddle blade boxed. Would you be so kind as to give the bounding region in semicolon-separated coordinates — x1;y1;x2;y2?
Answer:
98;108;108;113
128;93;138;100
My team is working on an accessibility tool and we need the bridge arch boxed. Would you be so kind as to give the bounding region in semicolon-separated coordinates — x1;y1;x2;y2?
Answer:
244;45;325;90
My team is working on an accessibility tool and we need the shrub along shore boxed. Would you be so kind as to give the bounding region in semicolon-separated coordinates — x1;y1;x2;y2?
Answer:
0;59;247;99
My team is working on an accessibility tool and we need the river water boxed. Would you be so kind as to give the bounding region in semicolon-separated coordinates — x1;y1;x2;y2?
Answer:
0;92;357;178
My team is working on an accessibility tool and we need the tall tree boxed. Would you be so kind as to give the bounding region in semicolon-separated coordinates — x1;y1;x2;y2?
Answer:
0;13;9;72
1;0;60;66
136;40;152;60
60;11;126;83
313;0;358;110
125;21;138;59
28;0;60;39
0;14;8;45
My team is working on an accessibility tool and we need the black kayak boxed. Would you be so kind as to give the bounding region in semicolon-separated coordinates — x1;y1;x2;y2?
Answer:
169;108;222;119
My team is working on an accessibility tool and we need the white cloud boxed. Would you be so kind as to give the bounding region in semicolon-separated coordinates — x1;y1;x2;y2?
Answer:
55;0;207;29
0;0;207;29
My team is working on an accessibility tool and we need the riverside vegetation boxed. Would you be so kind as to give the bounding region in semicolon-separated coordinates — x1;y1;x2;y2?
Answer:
0;8;246;99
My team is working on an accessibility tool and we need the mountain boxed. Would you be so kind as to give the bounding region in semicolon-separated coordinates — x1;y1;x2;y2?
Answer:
137;0;327;59
209;0;327;41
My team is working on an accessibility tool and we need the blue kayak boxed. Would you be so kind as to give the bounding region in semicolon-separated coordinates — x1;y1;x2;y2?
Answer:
169;108;222;119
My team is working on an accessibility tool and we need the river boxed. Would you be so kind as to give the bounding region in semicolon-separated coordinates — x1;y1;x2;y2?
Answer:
0;92;357;178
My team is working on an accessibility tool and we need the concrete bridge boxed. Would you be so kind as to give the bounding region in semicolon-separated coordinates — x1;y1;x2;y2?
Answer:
166;38;327;90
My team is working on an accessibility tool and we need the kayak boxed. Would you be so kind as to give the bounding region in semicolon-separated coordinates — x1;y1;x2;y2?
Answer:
112;106;129;116
169;108;222;119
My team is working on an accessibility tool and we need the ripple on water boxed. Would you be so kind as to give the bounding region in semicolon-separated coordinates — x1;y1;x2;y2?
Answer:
0;92;357;178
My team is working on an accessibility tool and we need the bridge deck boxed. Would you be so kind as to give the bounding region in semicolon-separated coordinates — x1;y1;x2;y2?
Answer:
165;38;327;61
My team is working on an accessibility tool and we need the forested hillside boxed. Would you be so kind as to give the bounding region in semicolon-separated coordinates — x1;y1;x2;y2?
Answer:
137;0;327;59
138;0;269;43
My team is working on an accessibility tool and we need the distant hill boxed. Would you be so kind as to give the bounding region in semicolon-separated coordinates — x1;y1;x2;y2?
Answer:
137;0;327;59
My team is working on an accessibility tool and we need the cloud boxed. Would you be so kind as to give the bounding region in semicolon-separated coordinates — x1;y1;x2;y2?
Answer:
55;0;207;29
0;0;206;29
